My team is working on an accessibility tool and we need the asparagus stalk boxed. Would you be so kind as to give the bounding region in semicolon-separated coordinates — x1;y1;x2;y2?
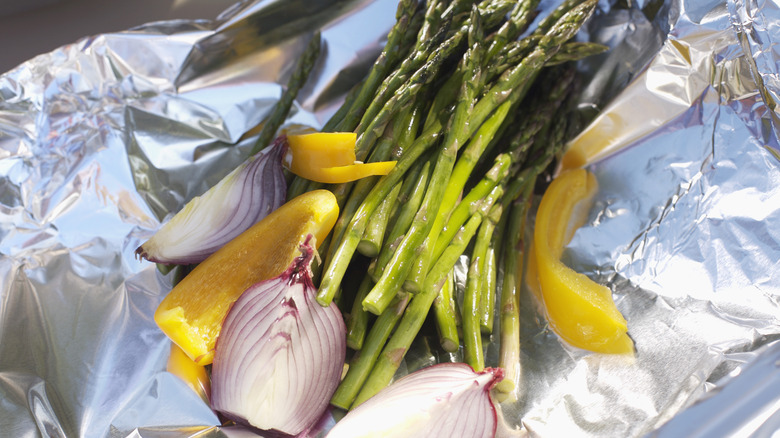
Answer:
370;156;432;282
463;187;503;371
479;219;499;334
353;196;503;407
346;275;375;351
323;104;422;272
328;0;420;133
404;96;513;293
432;153;513;265
463;254;485;371
433;270;460;353
546;41;609;65
361;7;485;315
316;117;444;306
250;32;321;156
358;182;401;257
331;292;411;410
495;180;534;400
484;0;543;63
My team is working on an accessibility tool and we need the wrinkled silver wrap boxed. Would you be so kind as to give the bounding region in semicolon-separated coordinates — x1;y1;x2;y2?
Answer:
0;0;778;437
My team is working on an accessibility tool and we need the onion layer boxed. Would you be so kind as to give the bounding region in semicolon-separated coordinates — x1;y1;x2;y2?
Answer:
210;235;346;436
327;363;504;438
135;136;287;265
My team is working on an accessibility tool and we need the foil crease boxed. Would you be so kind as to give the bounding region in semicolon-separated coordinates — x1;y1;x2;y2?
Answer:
0;0;779;437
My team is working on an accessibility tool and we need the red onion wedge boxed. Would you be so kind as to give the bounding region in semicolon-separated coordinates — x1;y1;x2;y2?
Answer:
135;136;287;265
211;235;346;437
327;363;504;438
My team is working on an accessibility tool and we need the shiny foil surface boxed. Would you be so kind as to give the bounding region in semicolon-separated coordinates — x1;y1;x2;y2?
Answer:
0;0;778;437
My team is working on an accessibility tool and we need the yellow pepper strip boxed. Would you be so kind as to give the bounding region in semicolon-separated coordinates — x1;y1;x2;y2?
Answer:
530;169;634;354
166;343;210;403
285;132;396;184
287;132;357;168
155;189;339;365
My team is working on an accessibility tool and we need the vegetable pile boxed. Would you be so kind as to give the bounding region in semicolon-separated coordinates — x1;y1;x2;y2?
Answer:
137;0;635;435
300;0;612;407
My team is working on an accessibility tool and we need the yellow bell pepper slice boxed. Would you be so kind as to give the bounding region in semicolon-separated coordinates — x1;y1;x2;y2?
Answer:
155;189;339;365
167;343;211;403
285;132;396;184
531;169;633;354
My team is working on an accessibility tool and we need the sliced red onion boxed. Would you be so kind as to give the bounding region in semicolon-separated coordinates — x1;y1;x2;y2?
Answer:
135;136;287;265
327;363;504;438
211;235;346;436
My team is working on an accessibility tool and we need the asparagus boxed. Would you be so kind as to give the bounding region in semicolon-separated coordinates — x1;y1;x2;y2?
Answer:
333;0;421;133
353;196;503;407
495;181;534;400
316;115;444;306
323;102;423;283
358;181;401;257
463;187;503;371
311;0;605;409
404;96;514;293
346;275;375;351
432;153;513;265
331;292;411;410
249;32;321;156
360;7;485;315
322;0;597;307
433;270;460;353
370;156;432;282
479;218;499;334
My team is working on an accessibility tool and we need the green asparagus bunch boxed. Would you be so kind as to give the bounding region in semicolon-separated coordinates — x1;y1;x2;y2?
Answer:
283;0;604;409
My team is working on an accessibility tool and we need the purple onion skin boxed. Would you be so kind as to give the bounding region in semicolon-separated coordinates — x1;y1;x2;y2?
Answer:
135;136;287;265
211;236;346;437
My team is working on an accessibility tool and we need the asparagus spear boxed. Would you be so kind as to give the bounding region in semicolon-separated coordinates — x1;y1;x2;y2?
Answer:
331;291;411;410
346;275;375;351
323;103;423;275
433;270;460;353
358;181;401;257
250;32;321;156
369;156;432;282
353;195;504;406
404;96;513;293
333;0;421;133
479;213;500;334
463;188;503;371
495;181;534;400
360;6;485;315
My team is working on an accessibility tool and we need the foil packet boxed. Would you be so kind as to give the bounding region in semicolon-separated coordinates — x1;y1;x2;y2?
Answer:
0;0;778;437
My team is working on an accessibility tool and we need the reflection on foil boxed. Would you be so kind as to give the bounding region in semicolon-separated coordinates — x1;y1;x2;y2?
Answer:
0;0;779;437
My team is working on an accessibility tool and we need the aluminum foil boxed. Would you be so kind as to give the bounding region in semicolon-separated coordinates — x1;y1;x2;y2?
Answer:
1;0;779;437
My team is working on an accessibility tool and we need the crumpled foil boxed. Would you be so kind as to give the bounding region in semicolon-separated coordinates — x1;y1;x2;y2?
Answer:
0;0;778;437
